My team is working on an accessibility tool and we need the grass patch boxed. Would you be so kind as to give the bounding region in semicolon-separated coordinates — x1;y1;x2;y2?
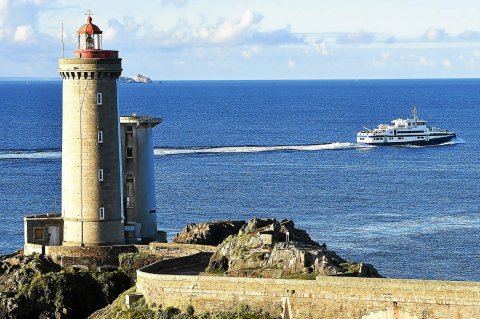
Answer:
282;273;316;280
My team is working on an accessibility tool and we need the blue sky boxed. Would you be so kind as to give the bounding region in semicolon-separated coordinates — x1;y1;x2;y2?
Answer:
1;0;480;79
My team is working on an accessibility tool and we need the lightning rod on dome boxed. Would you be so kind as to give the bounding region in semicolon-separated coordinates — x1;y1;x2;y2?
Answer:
61;22;64;58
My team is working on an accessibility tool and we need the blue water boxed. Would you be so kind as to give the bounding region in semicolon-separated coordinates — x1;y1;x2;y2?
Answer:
0;79;478;281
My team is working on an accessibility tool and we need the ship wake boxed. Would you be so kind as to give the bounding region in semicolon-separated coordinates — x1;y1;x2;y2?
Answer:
153;142;363;156
0;139;463;160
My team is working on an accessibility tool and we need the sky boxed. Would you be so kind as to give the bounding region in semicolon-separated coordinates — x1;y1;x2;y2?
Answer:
1;0;480;79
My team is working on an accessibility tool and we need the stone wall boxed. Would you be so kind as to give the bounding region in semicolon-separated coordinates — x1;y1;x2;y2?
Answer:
46;245;136;269
137;270;480;319
36;243;203;270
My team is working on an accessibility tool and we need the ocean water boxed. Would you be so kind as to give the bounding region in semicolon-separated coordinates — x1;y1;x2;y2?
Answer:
0;79;478;281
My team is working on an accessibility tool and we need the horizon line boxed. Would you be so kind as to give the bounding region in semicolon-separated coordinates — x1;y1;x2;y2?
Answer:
0;76;479;82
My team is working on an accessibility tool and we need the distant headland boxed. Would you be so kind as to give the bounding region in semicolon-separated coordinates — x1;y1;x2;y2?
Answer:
119;74;153;83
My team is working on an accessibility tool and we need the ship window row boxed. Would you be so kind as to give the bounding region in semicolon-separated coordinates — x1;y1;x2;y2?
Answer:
97;93;103;105
374;137;383;141
417;136;425;139
59;71;121;80
99;207;105;220
397;130;425;134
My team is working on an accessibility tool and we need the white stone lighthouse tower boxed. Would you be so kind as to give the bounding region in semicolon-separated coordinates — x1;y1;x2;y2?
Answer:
58;13;124;246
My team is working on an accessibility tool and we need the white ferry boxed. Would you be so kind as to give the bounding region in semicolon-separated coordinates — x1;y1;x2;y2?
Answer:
357;106;456;145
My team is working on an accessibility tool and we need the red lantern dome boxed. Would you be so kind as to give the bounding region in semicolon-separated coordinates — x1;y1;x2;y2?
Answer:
78;16;102;35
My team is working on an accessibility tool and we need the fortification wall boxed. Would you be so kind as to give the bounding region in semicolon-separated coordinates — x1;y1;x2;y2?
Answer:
46;245;136;269
137;264;480;319
39;243;202;270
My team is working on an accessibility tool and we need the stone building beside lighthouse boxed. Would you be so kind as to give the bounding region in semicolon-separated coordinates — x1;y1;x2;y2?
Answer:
24;14;162;252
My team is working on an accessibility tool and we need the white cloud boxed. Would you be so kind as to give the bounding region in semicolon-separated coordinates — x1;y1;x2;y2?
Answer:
418;56;433;67
337;30;375;44
441;58;452;68
2;1;480;79
423;28;448;42
370;51;392;68
0;0;54;43
104;16;142;42
201;10;262;44
305;35;328;56
288;59;295;69
13;24;33;42
160;0;189;7
241;46;259;59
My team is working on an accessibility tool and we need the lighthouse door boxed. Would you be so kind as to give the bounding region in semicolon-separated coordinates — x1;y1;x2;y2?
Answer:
47;226;60;246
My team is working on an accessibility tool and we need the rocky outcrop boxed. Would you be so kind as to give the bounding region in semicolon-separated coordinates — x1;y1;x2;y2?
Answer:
0;251;149;319
119;74;152;83
0;252;61;317
207;218;381;278
173;220;246;246
133;74;152;83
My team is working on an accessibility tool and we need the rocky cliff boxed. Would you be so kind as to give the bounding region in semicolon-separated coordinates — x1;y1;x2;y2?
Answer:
173;220;246;246
207;218;381;278
0;250;159;319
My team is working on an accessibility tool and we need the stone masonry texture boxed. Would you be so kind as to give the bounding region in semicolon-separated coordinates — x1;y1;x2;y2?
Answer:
59;58;124;246
137;258;480;319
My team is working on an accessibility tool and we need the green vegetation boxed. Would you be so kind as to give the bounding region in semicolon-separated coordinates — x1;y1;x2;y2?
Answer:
1;251;170;318
340;262;361;275
283;273;316;280
119;252;163;280
21;269;131;318
92;287;158;319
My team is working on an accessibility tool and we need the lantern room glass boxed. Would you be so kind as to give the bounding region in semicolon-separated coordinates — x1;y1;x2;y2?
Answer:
78;33;102;50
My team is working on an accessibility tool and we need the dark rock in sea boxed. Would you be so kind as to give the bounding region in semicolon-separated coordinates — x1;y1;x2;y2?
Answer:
206;218;381;279
173;220;247;246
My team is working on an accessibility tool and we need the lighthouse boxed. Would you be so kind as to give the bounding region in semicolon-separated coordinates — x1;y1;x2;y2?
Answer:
58;13;124;246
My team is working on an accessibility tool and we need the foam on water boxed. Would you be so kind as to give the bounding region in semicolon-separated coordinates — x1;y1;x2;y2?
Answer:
0;143;360;160
0;150;61;160
154;142;360;156
0;138;463;160
400;138;465;148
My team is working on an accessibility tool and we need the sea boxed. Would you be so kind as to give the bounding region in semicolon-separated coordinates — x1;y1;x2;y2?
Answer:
0;79;478;281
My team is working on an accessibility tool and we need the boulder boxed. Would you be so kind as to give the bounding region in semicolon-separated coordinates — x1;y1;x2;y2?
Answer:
206;218;381;278
173;220;246;246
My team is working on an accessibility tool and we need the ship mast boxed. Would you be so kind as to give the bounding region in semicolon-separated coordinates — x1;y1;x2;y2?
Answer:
412;104;418;121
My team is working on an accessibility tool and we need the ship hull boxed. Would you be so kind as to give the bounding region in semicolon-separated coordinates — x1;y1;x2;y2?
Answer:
357;134;456;146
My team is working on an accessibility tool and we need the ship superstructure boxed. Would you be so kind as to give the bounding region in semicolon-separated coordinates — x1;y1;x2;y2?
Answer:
357;106;456;145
